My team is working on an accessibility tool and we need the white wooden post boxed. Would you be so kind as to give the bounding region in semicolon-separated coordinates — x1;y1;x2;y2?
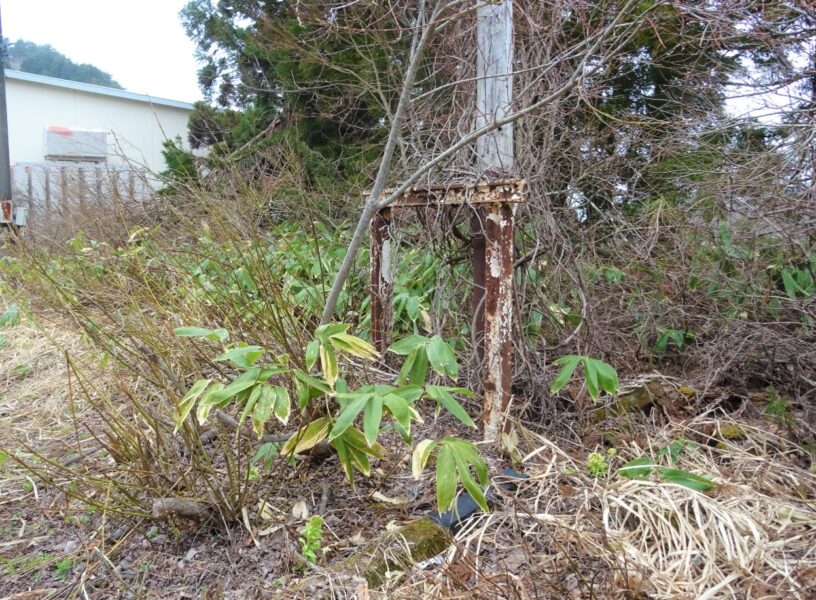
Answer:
475;0;514;175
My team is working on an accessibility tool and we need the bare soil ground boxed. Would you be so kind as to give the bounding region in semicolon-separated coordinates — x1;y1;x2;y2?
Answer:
2;321;815;599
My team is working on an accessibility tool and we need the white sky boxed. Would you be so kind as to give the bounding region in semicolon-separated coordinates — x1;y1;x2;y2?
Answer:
2;0;203;103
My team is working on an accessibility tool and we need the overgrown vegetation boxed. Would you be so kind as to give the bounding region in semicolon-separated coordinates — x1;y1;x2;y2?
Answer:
1;0;815;597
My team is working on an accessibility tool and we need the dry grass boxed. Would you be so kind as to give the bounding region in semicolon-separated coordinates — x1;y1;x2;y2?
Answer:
375;417;816;599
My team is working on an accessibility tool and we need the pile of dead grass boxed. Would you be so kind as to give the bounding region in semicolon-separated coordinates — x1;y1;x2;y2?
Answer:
379;414;816;599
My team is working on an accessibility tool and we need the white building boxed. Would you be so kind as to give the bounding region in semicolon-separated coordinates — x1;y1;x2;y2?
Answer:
5;69;193;171
3;69;194;208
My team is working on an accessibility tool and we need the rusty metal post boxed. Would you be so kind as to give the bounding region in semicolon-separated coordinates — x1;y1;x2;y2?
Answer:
471;207;486;367
482;202;514;440
370;207;393;354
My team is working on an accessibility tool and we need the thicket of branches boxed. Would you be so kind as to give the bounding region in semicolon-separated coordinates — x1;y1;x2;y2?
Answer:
174;0;815;414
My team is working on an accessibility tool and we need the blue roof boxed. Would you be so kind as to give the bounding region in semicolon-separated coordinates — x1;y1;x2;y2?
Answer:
4;69;195;111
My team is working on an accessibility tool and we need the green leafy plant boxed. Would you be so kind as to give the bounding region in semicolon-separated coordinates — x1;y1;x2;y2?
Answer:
0;303;19;328
173;328;291;439
550;355;619;400
412;436;489;512
587;448;616;477
764;388;794;427
300;515;324;564
654;327;694;355
54;558;73;580
617;438;714;491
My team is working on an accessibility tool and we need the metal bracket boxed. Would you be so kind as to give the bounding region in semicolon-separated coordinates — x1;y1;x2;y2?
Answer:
370;179;525;437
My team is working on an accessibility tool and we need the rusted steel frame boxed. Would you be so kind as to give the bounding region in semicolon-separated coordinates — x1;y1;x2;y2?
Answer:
391;180;525;208
471;207;486;367
482;201;514;439
370;207;393;354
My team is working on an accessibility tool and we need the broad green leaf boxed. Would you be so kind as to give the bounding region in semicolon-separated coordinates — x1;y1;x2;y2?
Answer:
272;385;290;425
383;394;416;432
196;382;225;423
427;335;458;379
550;355;582;394
388;335;430;356
174;378;211;432
658;468;714;491
412;439;437;479
406;296;420;321
617;457;654;479
315;323;350;343
347;444;372;477
238;384;263;430
329;333;379;361
174;326;229;342
294;369;333;395
215;345;265;368
436;445;457;511
251;386;275;438
584;359;600;400
594;360;619;395
333;437;353;481
207;367;260;405
329;394;369;441
426;385;475;428
338;426;385;458
280;417;331;456
451;446;488;512
363;396;383;447
305;340;320;371
390;385;424;403
320;342;338;388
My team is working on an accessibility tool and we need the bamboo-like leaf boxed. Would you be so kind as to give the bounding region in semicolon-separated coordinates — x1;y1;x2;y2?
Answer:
315;323;350;343
435;445;457;511
427;335;458;379
363;396;383;447
594;360;619;395
174;378;211;432
388;335;430;356
195;382;225;423
238;384;263;430
426;385;475;428
215;345;264;368
451;448;488;512
329;333;379;361
658;468;714;491
550;355;581;394
320;342;338;388
294;369;333;395
280;417;331;456
305;340;320;371
272;385;290;425
617;457;654;479
329;393;369;441
584;358;600;400
251;386;275;438
174;326;229;342
412;439;437;479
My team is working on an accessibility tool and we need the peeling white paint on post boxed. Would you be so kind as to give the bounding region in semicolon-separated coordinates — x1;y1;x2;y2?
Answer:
483;202;514;441
476;0;515;442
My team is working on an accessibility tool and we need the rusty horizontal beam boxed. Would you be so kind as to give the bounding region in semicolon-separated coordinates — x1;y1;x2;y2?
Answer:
376;180;526;208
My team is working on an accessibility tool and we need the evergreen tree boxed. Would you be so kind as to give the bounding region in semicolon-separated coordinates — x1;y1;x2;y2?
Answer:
2;39;122;89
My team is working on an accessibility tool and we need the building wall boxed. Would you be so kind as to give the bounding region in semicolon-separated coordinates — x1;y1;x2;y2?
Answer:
5;75;192;174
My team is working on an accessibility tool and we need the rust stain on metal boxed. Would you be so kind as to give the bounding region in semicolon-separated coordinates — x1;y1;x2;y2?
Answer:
471;207;486;366
483;202;514;439
368;180;521;437
370;207;393;353
390;180;525;208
